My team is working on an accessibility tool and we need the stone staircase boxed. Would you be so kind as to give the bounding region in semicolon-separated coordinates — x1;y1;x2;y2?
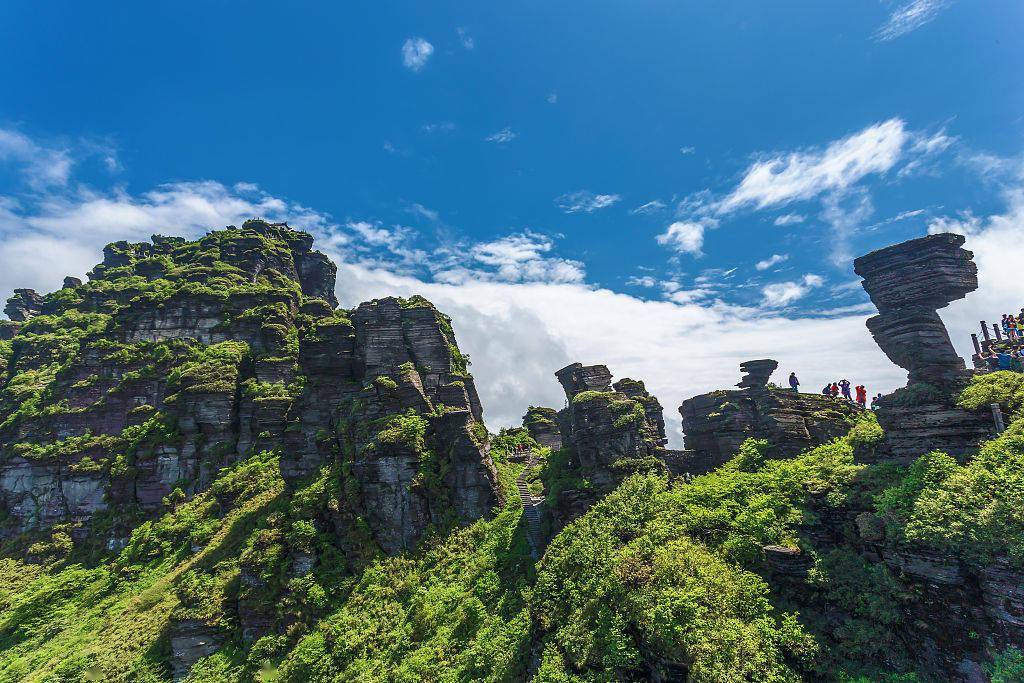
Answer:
516;451;544;559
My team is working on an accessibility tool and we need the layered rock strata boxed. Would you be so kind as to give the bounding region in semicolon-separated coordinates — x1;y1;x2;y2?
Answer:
545;363;670;530
854;233;992;461
522;405;562;450
679;360;858;473
279;295;500;555
0;221;501;559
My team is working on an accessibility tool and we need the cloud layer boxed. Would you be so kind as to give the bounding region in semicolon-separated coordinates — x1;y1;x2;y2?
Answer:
2;127;1018;447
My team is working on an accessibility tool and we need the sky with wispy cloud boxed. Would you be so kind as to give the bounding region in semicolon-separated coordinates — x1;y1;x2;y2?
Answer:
0;0;1020;444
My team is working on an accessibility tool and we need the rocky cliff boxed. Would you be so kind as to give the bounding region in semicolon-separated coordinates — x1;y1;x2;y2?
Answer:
0;220;500;556
2;225;1022;683
854;233;993;461
544;363;671;531
679;359;859;473
522;405;562;450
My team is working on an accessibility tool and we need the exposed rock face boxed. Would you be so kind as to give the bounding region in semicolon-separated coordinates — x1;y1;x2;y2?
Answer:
522;406;562;450
554;362;612;398
788;489;1024;682
679;360;858;473
854;233;992;462
4;288;43;322
854;233;977;386
545;364;669;530
736;359;779;390
279;295;500;555
169;619;222;682
0;223;501;563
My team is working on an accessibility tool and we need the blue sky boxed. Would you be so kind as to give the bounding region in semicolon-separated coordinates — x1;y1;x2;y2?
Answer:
1;1;1022;439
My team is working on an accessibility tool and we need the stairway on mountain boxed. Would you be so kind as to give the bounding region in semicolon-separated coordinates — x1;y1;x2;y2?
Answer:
516;451;544;559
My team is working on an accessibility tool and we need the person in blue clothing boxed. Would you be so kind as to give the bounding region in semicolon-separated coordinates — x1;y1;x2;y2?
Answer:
998;350;1013;370
839;379;852;401
789;372;800;393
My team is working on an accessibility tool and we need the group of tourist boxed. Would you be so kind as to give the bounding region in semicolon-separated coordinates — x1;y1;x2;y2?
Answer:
1001;310;1024;340
788;372;880;409
821;379;874;409
980;345;1024;372
974;309;1024;373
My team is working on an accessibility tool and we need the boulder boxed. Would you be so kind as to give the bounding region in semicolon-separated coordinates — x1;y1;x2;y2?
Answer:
736;359;779;391
4;288;43;321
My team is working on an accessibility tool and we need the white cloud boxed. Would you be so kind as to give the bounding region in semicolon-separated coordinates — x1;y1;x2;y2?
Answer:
546;93;558;104
0;128;74;189
657;119;957;266
820;189;875;266
773;213;805;226
755;253;789;271
332;262;907;445
626;275;658;288
874;0;952;41
927;210;982;236
937;187;1024;363
656;220;714;256
406;203;440;222
7;128;1006;451
717;119;909;213
402;37;434;71
421;121;456;134
679;146;696;155
631;199;666;215
666;288;716;304
762;274;824;307
556;190;621;214
484;127;517;144
449;232;586;285
910;129;954;155
456;27;474;50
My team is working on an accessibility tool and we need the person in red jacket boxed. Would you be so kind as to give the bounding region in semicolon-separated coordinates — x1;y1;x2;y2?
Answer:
855;384;867;408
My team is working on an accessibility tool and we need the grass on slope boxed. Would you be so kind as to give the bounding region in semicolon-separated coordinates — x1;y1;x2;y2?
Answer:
0;451;283;682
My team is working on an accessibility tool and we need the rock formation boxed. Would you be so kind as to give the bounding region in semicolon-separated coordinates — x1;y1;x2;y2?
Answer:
854;233;992;461
853;233;977;386
545;363;670;530
522;406;562;450
679;360;858;473
4;288;43;322
279;295;500;555
0;221;501;558
736;359;779;390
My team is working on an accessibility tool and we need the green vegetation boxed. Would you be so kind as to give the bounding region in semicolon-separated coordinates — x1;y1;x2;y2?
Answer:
0;451;283;682
3;225;1022;681
868;372;1024;566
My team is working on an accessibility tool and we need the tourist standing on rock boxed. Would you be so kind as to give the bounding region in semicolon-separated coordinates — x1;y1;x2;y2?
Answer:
839;379;852;401
789;372;800;393
855;384;867;408
871;393;883;410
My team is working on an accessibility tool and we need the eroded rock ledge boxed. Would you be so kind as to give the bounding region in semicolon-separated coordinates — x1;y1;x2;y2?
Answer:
854;233;992;461
0;221;501;559
679;359;858;473
545;363;674;531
